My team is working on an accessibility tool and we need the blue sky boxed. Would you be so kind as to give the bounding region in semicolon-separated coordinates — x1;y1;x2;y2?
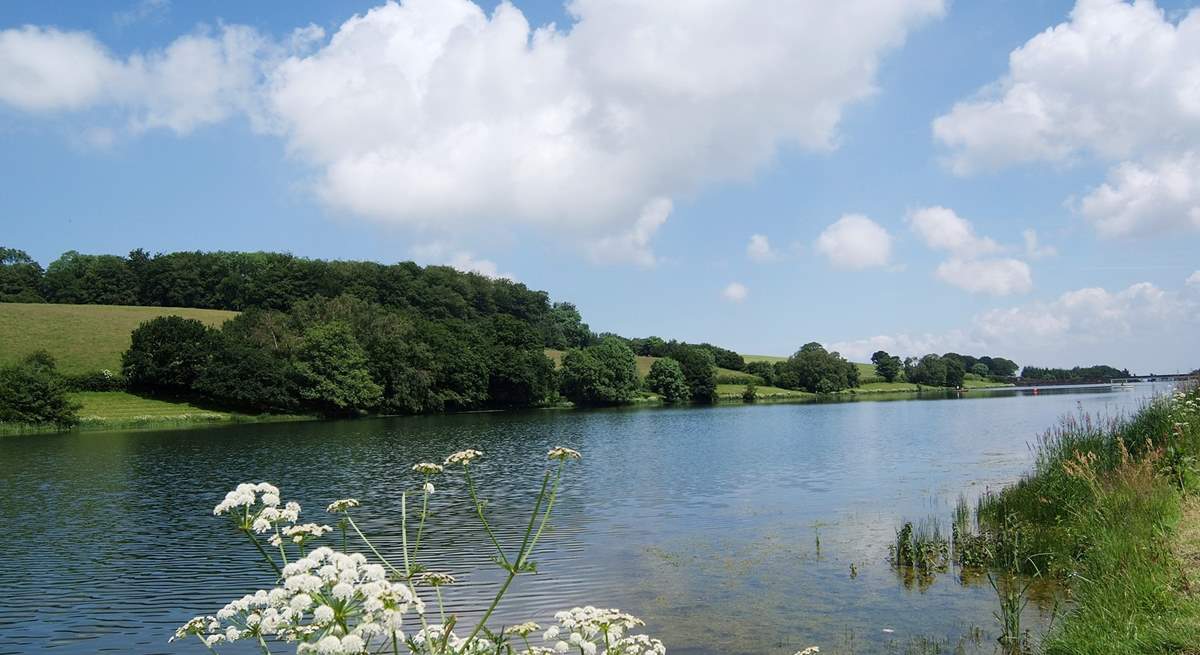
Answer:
2;0;1198;371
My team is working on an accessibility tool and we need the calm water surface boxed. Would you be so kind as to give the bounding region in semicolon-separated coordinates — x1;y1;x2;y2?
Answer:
0;384;1172;654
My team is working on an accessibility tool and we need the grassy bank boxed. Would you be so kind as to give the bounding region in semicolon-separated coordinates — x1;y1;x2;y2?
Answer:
972;386;1200;653
0;391;309;435
0;303;235;374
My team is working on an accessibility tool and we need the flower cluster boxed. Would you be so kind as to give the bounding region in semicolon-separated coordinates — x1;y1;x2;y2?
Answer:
547;447;582;462
412;462;444;475
444;449;483;466
179;546;424;654
172;448;681;655
540;607;659;655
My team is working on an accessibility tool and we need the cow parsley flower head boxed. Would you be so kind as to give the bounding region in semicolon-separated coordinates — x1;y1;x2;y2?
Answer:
412;462;444;475
327;499;360;513
509;621;541;637
423;482;435;494
413;571;457;587
547;447;582;461
444;449;483;466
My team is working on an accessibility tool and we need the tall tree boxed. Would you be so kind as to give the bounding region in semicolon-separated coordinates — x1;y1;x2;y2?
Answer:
0;247;44;302
293;321;382;415
560;337;639;405
646;358;690;403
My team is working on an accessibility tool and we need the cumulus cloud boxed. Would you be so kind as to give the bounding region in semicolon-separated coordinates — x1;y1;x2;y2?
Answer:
908;205;1000;256
1078;153;1200;237
909;206;1033;295
0;23;292;134
0;0;944;262
831;281;1199;370
934;257;1033;296
721;282;748;303
1022;229;1057;258
410;242;514;280
815;214;893;270
1187;270;1200;288
933;0;1200;238
746;234;777;262
587;197;671;267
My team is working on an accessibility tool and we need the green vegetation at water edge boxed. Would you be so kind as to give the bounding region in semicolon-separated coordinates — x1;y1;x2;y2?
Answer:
0;303;235;374
959;386;1200;654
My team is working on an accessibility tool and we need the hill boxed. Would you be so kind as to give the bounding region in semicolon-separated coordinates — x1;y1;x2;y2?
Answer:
0;303;235;374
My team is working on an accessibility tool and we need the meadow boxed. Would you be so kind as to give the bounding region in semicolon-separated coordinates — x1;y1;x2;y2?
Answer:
0;303;235;374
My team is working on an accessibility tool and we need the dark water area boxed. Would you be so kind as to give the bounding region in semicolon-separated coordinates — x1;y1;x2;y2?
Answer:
0;383;1173;654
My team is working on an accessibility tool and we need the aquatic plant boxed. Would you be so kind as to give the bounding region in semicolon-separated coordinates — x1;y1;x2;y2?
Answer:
889;518;949;573
169;446;740;655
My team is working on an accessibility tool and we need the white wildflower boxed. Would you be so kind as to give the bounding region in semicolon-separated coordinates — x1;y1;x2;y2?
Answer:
314;605;335;625
444;449;482;466
547;447;582;461
327;499;360;513
423;482;435;494
316;635;342;654
412;462;444;475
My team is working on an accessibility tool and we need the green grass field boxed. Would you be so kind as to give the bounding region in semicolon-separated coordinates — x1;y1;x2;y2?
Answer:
0;303;236;374
0;391;307;435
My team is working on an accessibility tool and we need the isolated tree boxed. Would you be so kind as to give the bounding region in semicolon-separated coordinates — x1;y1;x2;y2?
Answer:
293;321;382;414
646;357;691;403
122;316;215;391
670;346;717;403
0;351;80;428
871;350;903;383
945;358;966;388
777;342;858;393
0;247;44;302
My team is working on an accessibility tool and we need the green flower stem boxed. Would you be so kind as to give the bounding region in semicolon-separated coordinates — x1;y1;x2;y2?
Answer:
345;514;405;579
413;480;432;557
519;461;566;568
464;465;509;567
242;528;281;576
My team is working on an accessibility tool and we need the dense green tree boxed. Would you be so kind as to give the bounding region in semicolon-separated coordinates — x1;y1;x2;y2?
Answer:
0;352;80;427
195;334;297;411
871;350;903;383
671;346;717;403
744;360;775;386
1020;364;1131;381
42;251;137;305
970;362;991;377
560;337;639;405
646;358;690;403
0;247;44;302
545;302;593;349
906;354;948;386
702;343;745;371
776;343;858;393
945;358;966;388
987;357;1019;377
122;316;215;391
482;315;556;407
293;321;382;415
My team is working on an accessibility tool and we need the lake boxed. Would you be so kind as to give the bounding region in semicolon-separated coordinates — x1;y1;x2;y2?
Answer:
0;383;1173;654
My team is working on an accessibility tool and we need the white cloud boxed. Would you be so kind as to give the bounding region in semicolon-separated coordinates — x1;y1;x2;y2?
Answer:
721;282;748;303
1187;270;1200;288
933;0;1200;238
934;0;1200;173
935;257;1032;296
587;197;671;267
815;214;893;270
908;205;1000;255
1022;228;1057;258
0;23;291;134
410;242;514;280
746;234;777;262
0;0;944;262
1078;152;1200;237
831;281;1200;370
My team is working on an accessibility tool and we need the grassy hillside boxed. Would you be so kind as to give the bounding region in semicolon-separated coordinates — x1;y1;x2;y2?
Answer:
0;303;236;374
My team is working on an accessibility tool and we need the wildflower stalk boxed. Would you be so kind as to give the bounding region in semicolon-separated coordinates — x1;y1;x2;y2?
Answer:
463;465;509;567
462;459;567;649
413;479;432;557
240;528;281;576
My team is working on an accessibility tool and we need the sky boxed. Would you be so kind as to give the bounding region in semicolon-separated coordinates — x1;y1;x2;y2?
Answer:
1;0;1199;372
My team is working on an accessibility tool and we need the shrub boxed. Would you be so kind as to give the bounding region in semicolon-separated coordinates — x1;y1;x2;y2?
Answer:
646;358;690;403
63;369;127;392
0;351;80;428
122;316;215;391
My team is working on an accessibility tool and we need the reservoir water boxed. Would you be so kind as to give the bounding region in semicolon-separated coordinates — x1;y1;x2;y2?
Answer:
0;384;1173;654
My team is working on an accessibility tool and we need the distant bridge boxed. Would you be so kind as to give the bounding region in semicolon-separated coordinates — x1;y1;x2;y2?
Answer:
1109;374;1197;384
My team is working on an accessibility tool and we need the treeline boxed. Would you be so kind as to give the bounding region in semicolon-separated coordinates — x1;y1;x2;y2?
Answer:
867;350;1018;388
623;336;746;371
0;247;592;350
1020;364;1131;382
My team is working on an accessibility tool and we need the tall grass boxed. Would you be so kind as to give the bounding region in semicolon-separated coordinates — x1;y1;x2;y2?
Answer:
974;387;1200;654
